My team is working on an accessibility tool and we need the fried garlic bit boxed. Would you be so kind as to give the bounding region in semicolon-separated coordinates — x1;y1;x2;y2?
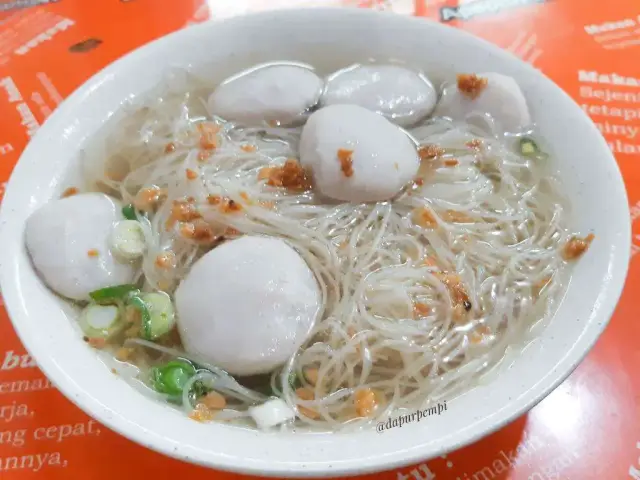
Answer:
466;138;483;149
259;159;311;191
155;251;176;270
418;144;445;160
435;272;469;305
457;73;488;99
295;387;320;419
413;302;431;318
441;210;473;223
134;186;166;212
189;403;215;423
431;270;472;322
562;233;594;261
185;168;198;180
337;148;354;177
61;187;79;198
354;388;378;418
220;198;242;214
166;198;200;230
201;194;243;214
207;194;221;205
197;122;220;150
412;207;438;229
180;219;216;244
198;150;212;162
200;391;226;410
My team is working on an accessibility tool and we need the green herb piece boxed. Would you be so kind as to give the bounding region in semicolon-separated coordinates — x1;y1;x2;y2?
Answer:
519;137;540;157
128;295;152;340
79;304;121;339
151;360;196;396
89;284;139;303
122;204;137;221
139;292;175;340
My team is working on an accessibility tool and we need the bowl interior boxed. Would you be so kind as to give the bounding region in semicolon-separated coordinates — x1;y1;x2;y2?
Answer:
0;8;630;478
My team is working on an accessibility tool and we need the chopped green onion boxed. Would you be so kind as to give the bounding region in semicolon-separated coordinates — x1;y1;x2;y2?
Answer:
110;220;146;260
519;137;539;157
79;304;121;339
92;288;174;340
140;292;175;339
89;284;139;303
128;295;152;340
122;204;137;221
151;360;196;396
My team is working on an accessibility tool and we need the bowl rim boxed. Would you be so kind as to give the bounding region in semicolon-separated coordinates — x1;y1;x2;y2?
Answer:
0;7;631;478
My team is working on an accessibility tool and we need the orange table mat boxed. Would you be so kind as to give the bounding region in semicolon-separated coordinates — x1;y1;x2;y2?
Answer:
1;1;640;479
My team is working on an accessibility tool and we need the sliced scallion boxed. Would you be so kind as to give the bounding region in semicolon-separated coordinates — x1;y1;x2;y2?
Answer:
89;284;139;303
110;220;146;260
151;360;196;396
128;295;152;340
140;292;175;340
79;304;121;339
519;137;540;157
122;204;137;221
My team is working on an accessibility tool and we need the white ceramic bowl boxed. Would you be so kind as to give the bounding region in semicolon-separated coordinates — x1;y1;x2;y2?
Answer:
0;8;630;478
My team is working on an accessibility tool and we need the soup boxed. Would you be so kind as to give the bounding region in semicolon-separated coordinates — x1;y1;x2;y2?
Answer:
24;62;594;431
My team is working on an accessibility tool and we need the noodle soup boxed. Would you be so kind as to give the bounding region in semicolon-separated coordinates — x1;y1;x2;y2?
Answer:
23;62;594;432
